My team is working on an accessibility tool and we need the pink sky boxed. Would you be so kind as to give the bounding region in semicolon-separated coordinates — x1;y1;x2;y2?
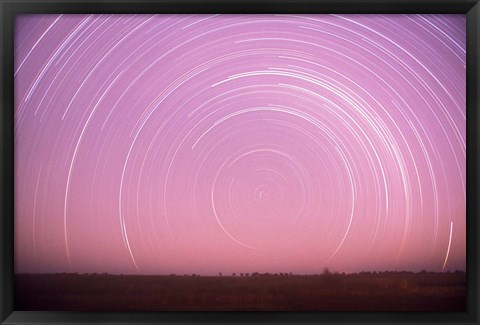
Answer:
14;14;466;275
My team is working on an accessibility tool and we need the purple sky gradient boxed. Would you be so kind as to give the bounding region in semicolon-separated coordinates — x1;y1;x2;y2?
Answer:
14;14;466;275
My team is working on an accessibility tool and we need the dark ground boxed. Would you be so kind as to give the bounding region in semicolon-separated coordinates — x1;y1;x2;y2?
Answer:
15;272;466;311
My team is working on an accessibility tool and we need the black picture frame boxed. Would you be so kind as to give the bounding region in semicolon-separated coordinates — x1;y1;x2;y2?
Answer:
1;0;479;324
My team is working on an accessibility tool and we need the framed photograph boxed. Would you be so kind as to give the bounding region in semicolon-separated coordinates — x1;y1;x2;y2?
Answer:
1;0;479;324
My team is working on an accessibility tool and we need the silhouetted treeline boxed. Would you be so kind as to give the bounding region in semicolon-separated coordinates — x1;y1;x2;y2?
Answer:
22;268;465;277
15;271;466;311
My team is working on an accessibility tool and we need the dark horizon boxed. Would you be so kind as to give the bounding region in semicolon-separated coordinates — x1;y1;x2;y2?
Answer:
15;268;467;276
15;272;466;311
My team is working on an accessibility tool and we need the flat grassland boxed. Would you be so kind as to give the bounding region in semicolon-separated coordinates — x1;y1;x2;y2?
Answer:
15;272;466;311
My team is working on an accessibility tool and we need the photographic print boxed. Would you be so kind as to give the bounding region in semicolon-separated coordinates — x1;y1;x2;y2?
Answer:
14;14;466;311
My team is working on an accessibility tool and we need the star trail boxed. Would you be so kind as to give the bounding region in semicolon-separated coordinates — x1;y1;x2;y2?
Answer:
14;14;466;275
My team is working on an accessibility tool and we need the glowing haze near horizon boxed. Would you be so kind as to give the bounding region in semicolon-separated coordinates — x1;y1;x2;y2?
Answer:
14;14;466;275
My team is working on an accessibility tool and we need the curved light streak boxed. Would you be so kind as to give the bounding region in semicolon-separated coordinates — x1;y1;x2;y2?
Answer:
14;14;466;275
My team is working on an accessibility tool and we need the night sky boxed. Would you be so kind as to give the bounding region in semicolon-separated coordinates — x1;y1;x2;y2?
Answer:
14;14;466;275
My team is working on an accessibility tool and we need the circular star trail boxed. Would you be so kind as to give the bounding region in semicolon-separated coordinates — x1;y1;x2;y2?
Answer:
14;14;466;275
